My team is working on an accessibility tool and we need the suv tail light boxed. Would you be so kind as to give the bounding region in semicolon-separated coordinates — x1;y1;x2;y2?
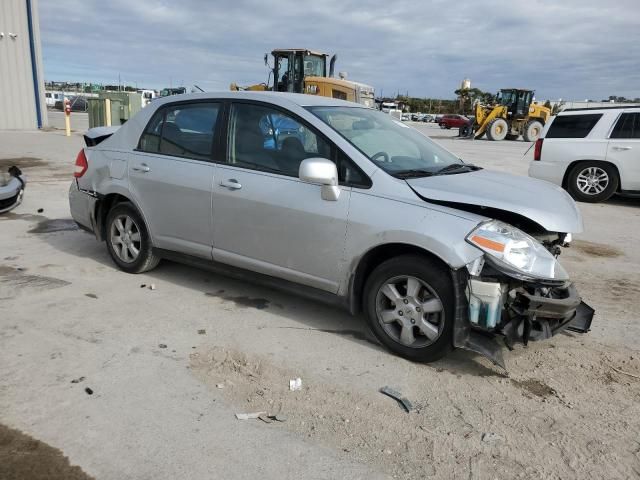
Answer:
74;149;88;178
533;138;543;161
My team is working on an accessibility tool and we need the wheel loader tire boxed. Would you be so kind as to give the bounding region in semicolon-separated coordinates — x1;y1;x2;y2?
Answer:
505;133;520;140
523;120;544;142
486;118;508;141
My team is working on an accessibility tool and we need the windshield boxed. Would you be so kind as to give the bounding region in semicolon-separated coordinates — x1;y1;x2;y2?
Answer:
308;106;465;177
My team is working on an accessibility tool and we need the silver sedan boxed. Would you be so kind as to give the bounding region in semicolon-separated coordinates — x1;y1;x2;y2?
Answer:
69;92;593;368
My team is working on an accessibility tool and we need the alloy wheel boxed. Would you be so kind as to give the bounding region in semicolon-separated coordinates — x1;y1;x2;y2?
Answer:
109;214;142;263
577;166;609;195
374;275;444;348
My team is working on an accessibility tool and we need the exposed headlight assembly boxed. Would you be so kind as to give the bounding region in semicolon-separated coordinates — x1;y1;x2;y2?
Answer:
466;220;569;282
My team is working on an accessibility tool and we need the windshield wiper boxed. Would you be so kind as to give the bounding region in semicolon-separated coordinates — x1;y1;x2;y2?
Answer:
435;163;481;175
393;169;436;179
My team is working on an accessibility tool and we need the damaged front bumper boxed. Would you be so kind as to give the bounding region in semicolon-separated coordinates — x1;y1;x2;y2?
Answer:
0;166;26;214
451;264;594;370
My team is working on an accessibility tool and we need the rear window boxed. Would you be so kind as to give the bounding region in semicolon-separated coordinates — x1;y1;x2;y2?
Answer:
546;114;602;138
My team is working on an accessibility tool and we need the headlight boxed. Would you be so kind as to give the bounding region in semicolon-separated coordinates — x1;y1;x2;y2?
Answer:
466;220;568;281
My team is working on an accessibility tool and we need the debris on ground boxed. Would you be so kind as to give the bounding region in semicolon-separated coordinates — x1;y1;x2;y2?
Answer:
140;284;146;288
84;293;98;299
197;329;206;335
289;377;302;391
235;411;266;420
149;284;156;290
610;365;640;380
84;388;93;395
37;208;43;213
258;414;272;423
158;344;167;349
235;412;286;423
481;432;503;443
70;376;85;384
379;386;414;413
216;383;224;389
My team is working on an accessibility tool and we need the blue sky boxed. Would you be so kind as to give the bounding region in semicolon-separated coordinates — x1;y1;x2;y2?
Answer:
39;0;640;100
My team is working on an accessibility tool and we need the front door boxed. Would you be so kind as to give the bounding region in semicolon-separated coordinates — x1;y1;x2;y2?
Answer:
607;111;640;190
212;101;350;293
128;101;221;258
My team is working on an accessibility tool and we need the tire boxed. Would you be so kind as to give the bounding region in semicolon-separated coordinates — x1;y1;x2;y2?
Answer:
363;255;454;362
105;202;160;273
439;124;446;129
505;133;520;141
523;120;543;142
485;118;508;141
567;162;618;203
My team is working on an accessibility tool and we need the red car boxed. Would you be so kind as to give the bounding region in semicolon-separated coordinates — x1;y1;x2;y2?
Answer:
438;114;469;129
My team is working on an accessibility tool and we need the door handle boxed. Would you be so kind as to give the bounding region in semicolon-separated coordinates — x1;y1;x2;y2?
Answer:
220;179;242;190
132;163;150;173
612;146;632;151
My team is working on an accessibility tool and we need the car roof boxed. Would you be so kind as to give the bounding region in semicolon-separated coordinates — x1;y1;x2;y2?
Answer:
560;105;640;114
150;91;363;109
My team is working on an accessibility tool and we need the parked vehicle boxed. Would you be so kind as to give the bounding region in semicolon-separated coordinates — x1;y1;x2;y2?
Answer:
138;89;157;107
45;91;64;108
401;113;411;121
0;166;26;214
160;87;187;97
529;106;640;203
422;115;434;123
69;92;593;368
438;114;469;129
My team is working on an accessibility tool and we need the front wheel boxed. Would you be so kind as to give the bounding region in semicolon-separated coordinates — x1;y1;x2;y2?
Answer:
523;120;543;142
363;255;454;362
105;202;160;273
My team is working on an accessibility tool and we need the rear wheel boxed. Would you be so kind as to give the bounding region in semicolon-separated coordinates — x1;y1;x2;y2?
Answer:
105;202;160;273
523;120;543;142
485;118;508;141
567;162;618;203
363;255;454;362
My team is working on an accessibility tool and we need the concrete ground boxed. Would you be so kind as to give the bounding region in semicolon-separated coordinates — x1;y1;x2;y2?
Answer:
1;124;639;479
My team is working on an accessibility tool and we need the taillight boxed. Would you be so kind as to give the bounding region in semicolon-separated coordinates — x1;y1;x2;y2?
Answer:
74;149;88;178
533;138;543;161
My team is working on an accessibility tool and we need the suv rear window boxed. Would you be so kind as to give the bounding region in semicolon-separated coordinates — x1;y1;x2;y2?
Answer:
546;114;602;138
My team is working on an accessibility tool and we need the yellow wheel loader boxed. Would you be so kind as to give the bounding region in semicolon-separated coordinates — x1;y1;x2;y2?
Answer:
230;49;375;108
472;89;550;141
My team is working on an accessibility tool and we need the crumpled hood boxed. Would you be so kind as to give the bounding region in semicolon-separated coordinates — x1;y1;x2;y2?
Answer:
406;169;583;233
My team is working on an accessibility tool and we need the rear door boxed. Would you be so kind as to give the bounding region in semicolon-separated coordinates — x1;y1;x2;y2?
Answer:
128;101;222;259
606;111;640;190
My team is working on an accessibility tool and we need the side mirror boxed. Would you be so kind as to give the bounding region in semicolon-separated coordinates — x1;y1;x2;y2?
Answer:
299;158;340;201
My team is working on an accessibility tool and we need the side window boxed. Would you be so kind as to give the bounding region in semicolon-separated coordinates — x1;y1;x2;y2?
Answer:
610;112;639;139
546;114;603;138
227;103;331;177
139;103;220;160
139;110;165;153
336;149;371;188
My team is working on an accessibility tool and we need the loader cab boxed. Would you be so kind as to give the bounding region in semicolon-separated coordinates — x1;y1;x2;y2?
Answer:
272;49;328;93
497;89;534;118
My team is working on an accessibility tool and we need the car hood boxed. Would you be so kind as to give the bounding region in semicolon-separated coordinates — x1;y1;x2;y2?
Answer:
406;169;583;233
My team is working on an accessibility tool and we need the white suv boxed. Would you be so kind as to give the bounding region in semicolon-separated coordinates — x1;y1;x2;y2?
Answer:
529;106;640;203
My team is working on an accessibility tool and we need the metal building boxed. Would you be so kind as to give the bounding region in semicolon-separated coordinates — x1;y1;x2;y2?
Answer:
0;0;47;130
